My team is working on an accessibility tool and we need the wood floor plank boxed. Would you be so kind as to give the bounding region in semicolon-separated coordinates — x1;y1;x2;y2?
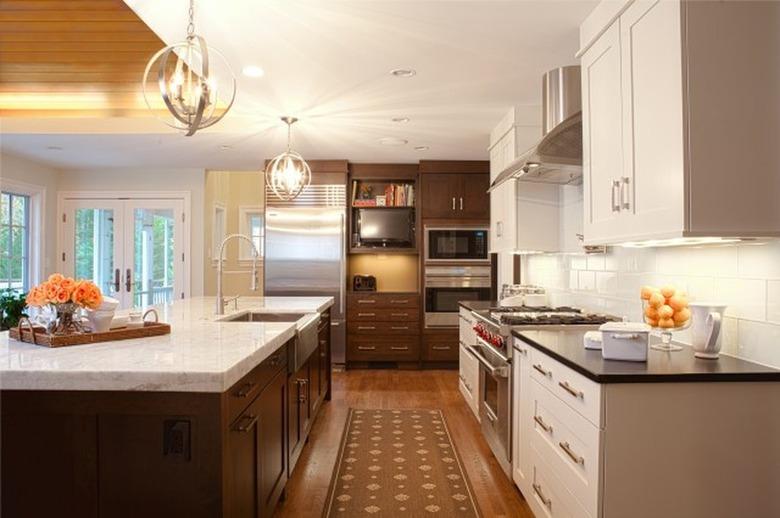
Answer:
274;369;533;518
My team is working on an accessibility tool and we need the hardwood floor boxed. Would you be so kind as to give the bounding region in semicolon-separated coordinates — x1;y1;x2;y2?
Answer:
274;369;533;518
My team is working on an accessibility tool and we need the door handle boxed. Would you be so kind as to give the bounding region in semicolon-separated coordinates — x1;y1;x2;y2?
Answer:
532;483;552;508
113;268;121;293
611;180;621;212
125;268;132;292
459;197;463;211
233;414;258;433
558;380;584;399
496;221;503;238
452;197;456;210
559;441;585;465
621;176;631;210
532;363;551;377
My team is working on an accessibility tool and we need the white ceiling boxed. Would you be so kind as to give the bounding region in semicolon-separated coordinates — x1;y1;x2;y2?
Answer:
0;0;595;170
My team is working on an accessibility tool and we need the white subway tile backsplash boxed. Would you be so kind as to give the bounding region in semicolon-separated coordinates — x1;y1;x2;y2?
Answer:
578;270;596;291
738;241;780;279
767;280;780;325
596;272;618;295
714;278;766;321
569;270;578;290
570;255;587;270
586;253;606;271
735;320;780;368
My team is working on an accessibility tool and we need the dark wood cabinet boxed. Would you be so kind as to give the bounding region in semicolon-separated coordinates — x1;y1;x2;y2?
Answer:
423;329;459;362
346;293;420;365
258;368;288;517
419;161;490;221
288;360;309;471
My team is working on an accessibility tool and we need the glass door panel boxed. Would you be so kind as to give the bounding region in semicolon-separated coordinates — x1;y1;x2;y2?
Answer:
130;207;176;307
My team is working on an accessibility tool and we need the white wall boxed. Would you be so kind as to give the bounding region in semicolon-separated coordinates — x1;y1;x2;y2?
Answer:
0;151;60;277
523;240;780;369
57;168;206;296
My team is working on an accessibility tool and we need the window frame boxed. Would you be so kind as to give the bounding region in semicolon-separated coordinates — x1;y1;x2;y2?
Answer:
0;178;45;291
237;205;264;263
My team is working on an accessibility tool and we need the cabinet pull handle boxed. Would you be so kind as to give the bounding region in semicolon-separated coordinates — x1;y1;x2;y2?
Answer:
496;220;503;237
611;179;621;212
459;197;463;210
234;414;258;433
390;299;409;304
452;197;456;210
621;176;631;210
357;299;376;304
390;346;409;351
432;345;450;351
559;441;585;465
235;382;257;398
391;313;407;317
358;326;376;330
516;347;528;356
391;326;409;330
357;312;376;317
532;483;552;508
532;363;551;377
533;414;553;433
357;346;376;351
558;380;584;399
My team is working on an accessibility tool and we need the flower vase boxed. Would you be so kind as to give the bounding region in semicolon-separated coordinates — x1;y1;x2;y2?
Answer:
47;303;85;335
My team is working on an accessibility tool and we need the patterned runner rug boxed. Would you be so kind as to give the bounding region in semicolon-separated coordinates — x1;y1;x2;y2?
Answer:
323;409;481;517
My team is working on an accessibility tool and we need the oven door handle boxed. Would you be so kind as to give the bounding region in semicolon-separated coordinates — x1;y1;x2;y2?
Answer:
470;346;509;378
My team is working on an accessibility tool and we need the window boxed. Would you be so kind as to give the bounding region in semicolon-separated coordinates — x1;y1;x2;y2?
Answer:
212;203;227;263
238;206;264;260
0;191;31;292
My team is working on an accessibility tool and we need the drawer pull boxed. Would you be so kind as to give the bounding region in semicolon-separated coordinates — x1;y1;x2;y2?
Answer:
515;347;528;356
559;441;585;465
391;326;409;330
391;313;407;317
235;382;257;398
432;345;450;351
357;346;376;351
558;380;584;399
533;414;553;433
357;312;376;317
357;300;376;304
233;414;258;433
390;299;409;304
390;346;409;351
532;363;551;377
532;483;552;508
358;326;376;330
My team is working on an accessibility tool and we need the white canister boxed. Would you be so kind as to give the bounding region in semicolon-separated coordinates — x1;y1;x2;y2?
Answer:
583;330;603;350
689;303;727;359
599;322;651;362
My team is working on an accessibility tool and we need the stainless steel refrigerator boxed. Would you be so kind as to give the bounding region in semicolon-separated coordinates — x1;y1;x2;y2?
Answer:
264;183;347;363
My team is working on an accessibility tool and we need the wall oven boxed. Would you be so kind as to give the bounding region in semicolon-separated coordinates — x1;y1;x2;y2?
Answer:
424;265;491;328
424;226;489;262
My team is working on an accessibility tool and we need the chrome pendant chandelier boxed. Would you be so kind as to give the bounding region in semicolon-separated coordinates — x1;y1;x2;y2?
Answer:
265;117;312;201
142;0;236;136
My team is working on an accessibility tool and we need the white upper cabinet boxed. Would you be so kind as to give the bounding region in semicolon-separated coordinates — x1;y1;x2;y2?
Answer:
489;107;561;253
579;0;780;245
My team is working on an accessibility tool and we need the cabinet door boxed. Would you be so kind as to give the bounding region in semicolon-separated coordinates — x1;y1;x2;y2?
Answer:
620;0;685;238
228;394;263;518
421;173;459;218
258;369;288;518
308;348;321;415
318;329;330;401
581;20;626;244
459;174;490;219
511;340;532;496
288;373;301;466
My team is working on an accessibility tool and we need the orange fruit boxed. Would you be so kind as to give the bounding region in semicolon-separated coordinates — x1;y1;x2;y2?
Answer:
658;317;676;329
648;292;665;308
658;305;674;319
668;294;688;311
640;286;658;300
644;306;659;319
660;285;677;298
673;308;691;324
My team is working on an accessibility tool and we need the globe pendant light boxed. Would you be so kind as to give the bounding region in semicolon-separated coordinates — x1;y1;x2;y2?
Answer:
265;117;312;201
142;0;236;136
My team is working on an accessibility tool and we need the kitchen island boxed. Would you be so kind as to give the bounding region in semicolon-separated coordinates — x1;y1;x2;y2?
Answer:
0;296;333;518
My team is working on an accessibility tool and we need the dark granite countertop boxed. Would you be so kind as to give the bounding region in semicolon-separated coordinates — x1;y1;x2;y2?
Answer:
458;300;495;312
512;329;780;383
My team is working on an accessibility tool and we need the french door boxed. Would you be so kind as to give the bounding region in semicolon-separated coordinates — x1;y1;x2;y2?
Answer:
60;196;187;309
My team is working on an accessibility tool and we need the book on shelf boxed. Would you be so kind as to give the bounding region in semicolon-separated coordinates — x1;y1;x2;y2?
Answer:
351;180;415;208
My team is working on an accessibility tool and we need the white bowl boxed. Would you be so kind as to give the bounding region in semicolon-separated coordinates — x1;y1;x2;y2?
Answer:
87;310;115;333
98;296;120;311
110;315;129;329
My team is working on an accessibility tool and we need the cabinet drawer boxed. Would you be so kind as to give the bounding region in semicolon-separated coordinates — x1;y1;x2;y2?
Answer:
458;309;477;347
423;334;459;361
530;348;603;427
529;443;593;518
347;336;419;361
227;342;288;426
348;293;419;309
530;379;601;516
348;321;419;335
347;308;419;322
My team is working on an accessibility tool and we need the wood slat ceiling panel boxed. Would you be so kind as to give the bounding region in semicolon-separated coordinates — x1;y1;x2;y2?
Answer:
0;0;167;117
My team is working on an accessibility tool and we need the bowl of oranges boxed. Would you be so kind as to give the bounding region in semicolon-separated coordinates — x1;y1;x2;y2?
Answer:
640;285;691;351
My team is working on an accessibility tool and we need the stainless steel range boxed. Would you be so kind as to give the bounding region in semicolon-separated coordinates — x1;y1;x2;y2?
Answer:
468;305;618;476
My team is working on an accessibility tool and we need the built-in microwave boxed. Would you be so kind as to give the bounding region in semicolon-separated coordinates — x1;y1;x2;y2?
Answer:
424;227;489;263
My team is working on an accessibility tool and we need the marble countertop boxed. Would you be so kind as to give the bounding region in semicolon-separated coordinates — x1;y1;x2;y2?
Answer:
512;329;780;383
0;296;333;393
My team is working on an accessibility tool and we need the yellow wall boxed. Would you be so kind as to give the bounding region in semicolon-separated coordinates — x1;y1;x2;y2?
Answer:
203;170;265;296
348;254;419;293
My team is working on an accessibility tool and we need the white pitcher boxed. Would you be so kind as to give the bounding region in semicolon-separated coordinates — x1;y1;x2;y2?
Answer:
689;303;727;359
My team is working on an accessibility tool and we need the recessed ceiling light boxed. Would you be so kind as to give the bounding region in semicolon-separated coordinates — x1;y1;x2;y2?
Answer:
391;117;410;123
414;145;429;151
242;65;265;78
390;68;416;78
46;146;62;151
378;137;408;146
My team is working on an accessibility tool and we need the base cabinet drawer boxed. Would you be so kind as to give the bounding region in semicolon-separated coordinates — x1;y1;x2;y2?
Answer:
348;308;419;322
423;334;459;361
347;293;420;309
529;444;593;518
348;322;419;335
347;337;419;361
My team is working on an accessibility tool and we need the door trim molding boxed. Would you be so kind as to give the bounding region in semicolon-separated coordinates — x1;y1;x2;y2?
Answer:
57;190;192;301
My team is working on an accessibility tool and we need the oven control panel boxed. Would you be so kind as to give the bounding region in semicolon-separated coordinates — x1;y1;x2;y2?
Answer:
473;323;506;351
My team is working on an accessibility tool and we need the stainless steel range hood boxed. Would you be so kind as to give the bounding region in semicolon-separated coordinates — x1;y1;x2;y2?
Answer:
489;66;582;191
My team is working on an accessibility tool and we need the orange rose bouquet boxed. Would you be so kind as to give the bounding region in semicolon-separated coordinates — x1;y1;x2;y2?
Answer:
25;274;103;335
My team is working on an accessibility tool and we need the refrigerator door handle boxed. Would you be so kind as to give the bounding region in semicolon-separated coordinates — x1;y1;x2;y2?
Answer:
339;212;346;315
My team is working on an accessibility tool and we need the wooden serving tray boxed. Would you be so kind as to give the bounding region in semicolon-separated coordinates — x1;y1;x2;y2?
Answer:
10;314;170;348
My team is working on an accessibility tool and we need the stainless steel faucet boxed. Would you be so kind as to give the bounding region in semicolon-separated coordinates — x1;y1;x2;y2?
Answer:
216;233;260;315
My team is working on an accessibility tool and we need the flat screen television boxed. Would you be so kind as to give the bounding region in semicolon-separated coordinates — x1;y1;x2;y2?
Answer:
356;208;414;247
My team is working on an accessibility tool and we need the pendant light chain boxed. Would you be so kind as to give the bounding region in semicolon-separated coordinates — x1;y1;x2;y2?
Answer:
186;0;195;37
286;120;293;152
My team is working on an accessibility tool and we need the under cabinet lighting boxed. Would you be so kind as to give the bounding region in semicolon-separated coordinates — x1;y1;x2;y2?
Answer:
619;237;746;248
